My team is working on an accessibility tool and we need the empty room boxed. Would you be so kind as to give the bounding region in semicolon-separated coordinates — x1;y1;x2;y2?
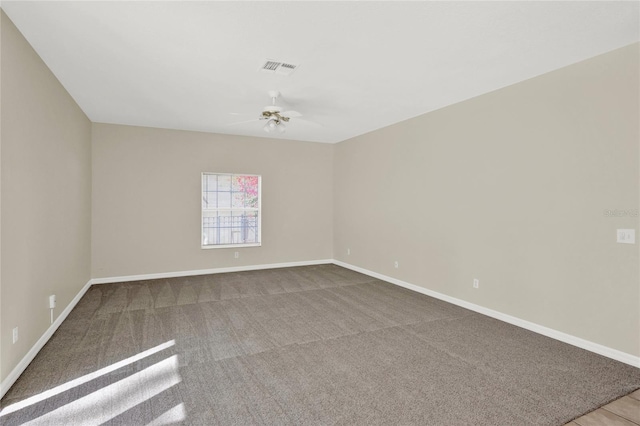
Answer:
1;1;639;425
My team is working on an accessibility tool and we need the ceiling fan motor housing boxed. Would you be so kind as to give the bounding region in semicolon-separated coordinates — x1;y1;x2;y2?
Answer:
263;105;282;113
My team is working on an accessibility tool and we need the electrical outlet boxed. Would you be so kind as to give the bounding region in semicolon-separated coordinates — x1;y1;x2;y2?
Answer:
234;252;239;259
347;248;351;255
473;279;479;289
12;327;18;344
394;261;399;269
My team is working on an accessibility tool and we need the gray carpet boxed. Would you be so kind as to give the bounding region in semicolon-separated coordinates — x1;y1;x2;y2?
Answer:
1;264;638;425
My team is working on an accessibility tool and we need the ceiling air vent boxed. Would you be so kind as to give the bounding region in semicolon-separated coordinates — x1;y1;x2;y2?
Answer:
259;60;299;76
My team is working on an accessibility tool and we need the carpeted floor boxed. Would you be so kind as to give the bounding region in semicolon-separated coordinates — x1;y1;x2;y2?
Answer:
1;264;638;425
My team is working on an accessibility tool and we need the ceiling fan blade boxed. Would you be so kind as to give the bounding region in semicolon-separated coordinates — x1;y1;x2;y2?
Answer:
226;118;260;126
281;110;302;118
295;118;324;128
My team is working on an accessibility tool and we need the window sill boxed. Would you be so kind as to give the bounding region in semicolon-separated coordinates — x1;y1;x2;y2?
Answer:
201;243;261;250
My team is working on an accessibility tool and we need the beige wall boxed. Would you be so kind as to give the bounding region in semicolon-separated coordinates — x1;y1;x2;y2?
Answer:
1;11;92;382
334;43;640;357
91;123;333;278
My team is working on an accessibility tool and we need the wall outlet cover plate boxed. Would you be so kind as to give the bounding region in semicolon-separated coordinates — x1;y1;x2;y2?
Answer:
617;229;636;244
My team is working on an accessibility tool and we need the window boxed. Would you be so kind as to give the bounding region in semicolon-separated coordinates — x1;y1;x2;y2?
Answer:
201;173;261;248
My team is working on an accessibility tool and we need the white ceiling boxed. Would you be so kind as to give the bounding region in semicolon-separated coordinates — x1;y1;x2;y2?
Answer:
2;1;639;143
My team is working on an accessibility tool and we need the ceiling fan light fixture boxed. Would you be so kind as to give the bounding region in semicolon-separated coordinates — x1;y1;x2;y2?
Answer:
263;118;284;133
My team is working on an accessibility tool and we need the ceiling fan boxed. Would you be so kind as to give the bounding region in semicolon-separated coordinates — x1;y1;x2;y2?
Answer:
259;90;300;133
228;90;317;133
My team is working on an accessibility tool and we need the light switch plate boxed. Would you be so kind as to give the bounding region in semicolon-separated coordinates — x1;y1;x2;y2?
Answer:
616;229;635;244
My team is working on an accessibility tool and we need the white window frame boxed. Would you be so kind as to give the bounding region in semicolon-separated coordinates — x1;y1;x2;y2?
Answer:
201;172;262;249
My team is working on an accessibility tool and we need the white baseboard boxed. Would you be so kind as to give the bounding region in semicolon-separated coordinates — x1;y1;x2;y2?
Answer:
0;279;93;399
91;259;334;284
333;260;640;368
